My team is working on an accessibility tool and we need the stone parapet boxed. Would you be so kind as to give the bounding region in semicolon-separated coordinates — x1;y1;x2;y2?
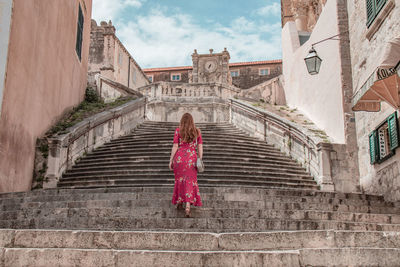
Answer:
44;98;146;188
238;75;286;105
96;75;143;103
230;99;338;191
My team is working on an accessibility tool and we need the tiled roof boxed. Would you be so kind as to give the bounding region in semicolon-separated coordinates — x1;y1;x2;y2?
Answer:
229;59;282;66
143;66;193;72
143;59;282;73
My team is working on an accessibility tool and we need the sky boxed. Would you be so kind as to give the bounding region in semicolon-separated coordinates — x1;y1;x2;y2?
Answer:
92;0;282;68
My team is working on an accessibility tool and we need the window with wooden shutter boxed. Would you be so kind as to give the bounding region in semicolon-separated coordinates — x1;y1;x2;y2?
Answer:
376;0;387;13
366;0;387;27
387;112;399;150
366;0;376;27
75;4;84;61
369;131;378;164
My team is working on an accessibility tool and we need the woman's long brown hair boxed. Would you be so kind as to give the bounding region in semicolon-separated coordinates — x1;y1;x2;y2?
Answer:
179;113;199;143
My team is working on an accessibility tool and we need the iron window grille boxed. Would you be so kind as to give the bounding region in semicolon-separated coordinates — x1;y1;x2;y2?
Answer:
369;111;399;164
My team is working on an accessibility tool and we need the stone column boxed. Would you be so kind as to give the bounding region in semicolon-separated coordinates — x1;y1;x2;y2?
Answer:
317;143;335;191
191;49;199;83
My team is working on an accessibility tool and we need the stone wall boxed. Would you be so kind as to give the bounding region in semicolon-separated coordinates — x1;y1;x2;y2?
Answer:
45;98;146;188
230;63;282;89
347;0;400;201
0;0;93;193
88;20;149;94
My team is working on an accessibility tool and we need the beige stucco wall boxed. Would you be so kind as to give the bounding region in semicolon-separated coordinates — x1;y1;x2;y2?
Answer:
348;0;400;200
282;0;345;144
0;0;12;117
0;0;92;193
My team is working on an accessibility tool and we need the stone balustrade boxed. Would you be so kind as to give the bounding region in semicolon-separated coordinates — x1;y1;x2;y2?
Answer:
138;82;240;100
95;75;143;103
44;97;146;188
239;75;286;105
137;82;239;123
229;98;335;191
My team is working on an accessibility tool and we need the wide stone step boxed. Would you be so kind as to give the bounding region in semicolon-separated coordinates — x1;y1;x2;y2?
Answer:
3;205;400;225
75;156;300;167
2;216;400;232
57;180;319;190
99;141;275;152
2;186;387;202
94;144;281;155
68;164;309;175
1;192;397;214
88;148;288;159
1;229;399;251
82;151;296;162
72;159;306;171
60;173;316;184
63;169;313;180
0;247;302;267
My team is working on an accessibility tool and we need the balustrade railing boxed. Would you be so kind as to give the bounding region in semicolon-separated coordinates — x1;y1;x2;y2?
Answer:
229;98;335;191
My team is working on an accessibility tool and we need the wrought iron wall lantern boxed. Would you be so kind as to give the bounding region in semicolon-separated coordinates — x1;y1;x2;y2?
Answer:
304;33;344;75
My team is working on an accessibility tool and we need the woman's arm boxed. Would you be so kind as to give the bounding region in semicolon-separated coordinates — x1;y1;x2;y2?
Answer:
198;144;203;159
169;143;178;170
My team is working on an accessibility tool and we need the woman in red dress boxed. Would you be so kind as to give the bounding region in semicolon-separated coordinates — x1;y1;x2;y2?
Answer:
169;113;203;217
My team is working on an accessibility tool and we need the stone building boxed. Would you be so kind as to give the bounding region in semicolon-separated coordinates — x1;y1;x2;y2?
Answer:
88;20;150;101
143;53;282;89
349;0;400;201
0;0;93;193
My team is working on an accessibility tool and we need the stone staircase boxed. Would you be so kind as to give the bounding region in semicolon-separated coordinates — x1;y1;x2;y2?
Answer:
58;121;318;189
1;121;400;266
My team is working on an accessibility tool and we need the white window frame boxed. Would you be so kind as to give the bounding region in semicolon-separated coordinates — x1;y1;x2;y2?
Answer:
147;75;153;83
171;73;181;81
259;68;270;76
230;70;240;77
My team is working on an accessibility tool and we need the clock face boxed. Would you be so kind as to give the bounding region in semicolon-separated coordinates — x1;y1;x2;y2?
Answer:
204;60;217;73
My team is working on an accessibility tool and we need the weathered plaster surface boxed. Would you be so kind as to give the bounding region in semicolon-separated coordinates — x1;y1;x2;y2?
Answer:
0;0;93;193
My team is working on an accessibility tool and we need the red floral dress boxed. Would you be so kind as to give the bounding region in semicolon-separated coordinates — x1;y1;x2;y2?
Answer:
171;128;203;206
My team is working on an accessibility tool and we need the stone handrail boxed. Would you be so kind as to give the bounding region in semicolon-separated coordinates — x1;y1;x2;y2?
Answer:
229;98;334;191
238;75;286;105
96;75;143;103
44;97;147;188
137;82;240;100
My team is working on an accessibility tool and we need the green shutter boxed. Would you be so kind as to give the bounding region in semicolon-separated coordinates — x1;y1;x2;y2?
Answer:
369;131;378;164
366;0;376;27
387;112;399;150
75;4;84;60
376;0;387;13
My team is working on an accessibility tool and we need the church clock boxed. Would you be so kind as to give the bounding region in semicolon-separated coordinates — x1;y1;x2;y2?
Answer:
191;48;230;84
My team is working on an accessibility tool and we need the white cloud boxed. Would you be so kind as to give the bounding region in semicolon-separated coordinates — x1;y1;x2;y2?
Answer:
257;3;281;17
116;10;282;68
92;0;145;23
